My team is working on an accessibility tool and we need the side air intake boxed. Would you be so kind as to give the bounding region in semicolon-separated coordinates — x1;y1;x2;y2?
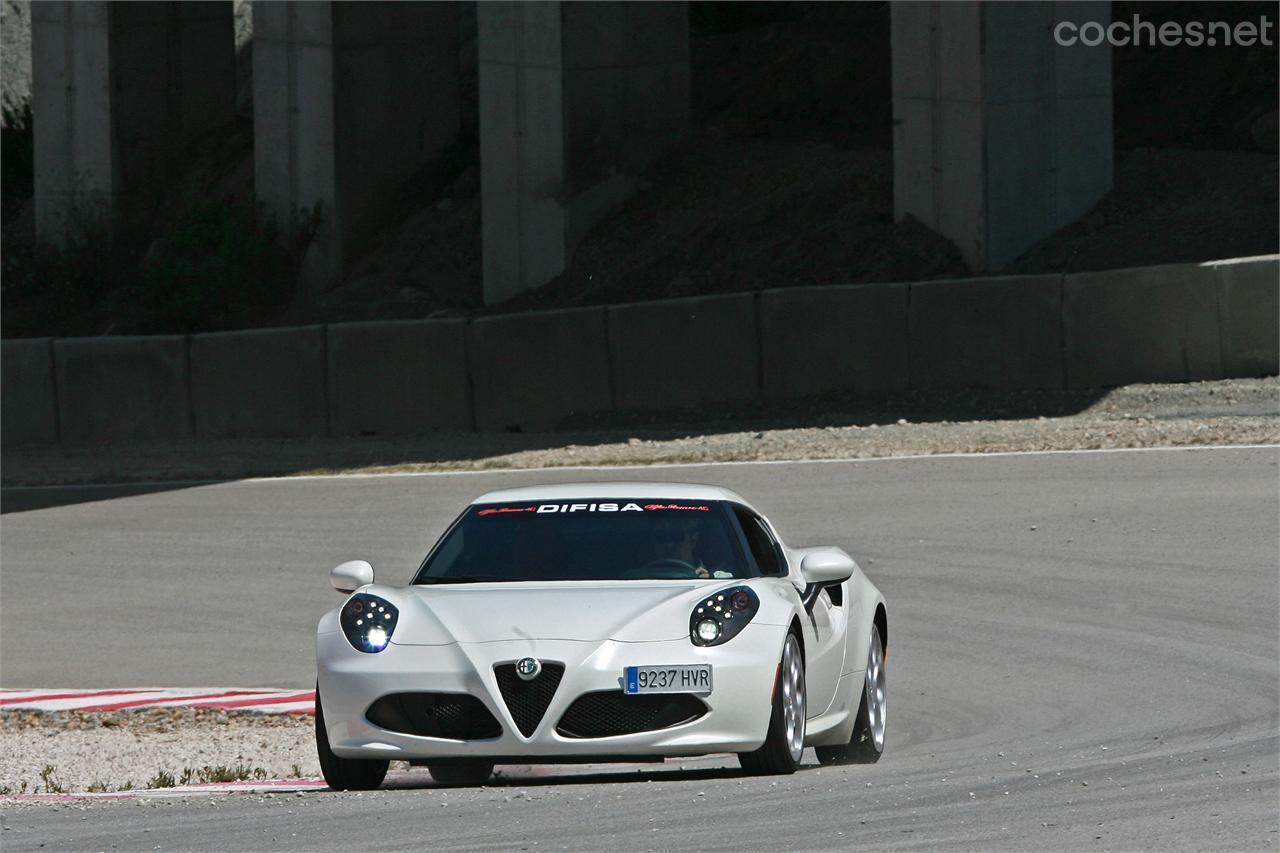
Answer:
365;692;502;740
556;691;707;738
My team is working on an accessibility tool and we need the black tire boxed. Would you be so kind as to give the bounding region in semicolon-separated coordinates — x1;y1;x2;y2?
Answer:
738;630;805;775
316;688;389;791
427;761;495;786
815;625;886;766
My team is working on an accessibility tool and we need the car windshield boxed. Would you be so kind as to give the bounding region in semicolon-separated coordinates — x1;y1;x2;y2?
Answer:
413;499;752;583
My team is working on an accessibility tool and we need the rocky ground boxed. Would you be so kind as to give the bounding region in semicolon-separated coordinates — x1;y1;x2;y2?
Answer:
0;709;318;795
2;377;1276;488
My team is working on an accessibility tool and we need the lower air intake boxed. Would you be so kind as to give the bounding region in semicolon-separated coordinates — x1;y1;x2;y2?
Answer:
365;692;502;740
556;690;707;739
493;662;565;737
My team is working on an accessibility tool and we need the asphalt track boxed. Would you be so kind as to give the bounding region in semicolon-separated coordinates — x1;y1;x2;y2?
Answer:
2;446;1277;850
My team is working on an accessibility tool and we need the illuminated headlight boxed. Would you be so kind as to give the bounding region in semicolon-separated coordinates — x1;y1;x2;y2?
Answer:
340;593;398;653
695;619;721;643
689;585;759;647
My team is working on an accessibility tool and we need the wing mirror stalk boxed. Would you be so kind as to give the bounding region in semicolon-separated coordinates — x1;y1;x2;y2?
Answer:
798;548;855;611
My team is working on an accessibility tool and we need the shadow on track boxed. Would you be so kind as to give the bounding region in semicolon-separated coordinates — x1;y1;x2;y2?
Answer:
366;760;758;793
0;481;214;515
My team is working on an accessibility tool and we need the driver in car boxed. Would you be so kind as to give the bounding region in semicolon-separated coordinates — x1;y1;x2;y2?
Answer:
652;518;734;579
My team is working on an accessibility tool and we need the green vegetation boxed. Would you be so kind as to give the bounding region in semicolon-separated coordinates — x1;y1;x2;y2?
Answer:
141;764;272;788
191;763;270;784
147;769;178;789
38;764;65;794
1;763;279;795
1;97;33;213
2;90;323;339
136;198;312;332
2;196;319;338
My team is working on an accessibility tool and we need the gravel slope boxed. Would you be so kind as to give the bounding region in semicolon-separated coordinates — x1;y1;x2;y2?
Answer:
2;378;1275;488
0;710;316;795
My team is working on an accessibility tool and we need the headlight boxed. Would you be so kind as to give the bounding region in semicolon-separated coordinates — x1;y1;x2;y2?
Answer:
340;593;399;653
689;585;758;646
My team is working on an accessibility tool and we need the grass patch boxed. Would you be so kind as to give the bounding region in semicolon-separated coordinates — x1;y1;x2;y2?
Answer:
134;764;274;787
39;765;65;794
147;769;178;789
192;764;270;784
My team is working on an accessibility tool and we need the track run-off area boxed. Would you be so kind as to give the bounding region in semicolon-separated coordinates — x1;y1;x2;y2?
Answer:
2;445;1277;850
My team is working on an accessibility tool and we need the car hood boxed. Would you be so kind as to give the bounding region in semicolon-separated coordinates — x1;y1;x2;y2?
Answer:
386;581;728;645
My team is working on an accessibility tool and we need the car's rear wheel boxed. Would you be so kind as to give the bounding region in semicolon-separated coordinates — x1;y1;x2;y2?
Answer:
816;624;886;765
738;630;805;775
315;687;389;790
427;761;495;786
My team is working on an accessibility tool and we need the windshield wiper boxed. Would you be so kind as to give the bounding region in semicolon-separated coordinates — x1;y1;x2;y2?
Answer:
418;575;517;585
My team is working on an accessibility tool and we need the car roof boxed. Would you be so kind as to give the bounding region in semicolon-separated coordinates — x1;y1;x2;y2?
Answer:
472;481;755;508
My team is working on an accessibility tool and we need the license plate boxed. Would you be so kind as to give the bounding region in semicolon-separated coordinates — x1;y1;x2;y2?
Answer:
624;665;712;695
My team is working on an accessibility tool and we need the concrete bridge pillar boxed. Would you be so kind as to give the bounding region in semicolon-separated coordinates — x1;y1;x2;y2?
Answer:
891;1;1113;272
31;1;235;243
478;1;690;305
253;1;460;296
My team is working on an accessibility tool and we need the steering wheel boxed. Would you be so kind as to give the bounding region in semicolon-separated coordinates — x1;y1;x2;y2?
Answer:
618;558;700;579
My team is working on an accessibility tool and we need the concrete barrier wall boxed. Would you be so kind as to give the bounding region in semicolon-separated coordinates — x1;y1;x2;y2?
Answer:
1213;256;1280;378
1064;263;1223;389
54;335;190;443
909;274;1063;390
469;307;612;432
1;338;58;445
759;283;909;398
2;255;1275;446
327;319;470;435
609;294;759;410
190;326;328;438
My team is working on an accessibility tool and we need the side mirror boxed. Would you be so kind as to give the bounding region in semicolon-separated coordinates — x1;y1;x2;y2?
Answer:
331;559;374;594
800;548;855;586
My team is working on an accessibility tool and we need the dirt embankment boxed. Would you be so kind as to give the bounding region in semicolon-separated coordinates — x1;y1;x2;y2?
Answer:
3;378;1275;488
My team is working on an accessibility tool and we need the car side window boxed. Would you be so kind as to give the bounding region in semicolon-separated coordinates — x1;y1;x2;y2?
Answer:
733;507;785;576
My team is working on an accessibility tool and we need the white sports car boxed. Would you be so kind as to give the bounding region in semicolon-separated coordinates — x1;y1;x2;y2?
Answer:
315;483;887;789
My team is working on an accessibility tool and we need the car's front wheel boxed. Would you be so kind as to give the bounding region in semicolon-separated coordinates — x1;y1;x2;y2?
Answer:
315;687;389;790
738;630;805;775
816;624;886;765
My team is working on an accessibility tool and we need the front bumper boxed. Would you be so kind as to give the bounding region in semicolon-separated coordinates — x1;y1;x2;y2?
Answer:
316;624;785;761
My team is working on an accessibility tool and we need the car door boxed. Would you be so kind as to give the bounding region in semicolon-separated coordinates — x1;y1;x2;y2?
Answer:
732;507;845;717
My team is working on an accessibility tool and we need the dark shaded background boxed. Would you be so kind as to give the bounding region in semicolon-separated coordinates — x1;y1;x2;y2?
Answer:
1;1;1275;337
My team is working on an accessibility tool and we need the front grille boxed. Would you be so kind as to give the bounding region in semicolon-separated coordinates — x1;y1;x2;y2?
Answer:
366;692;502;740
556;690;707;739
493;662;565;737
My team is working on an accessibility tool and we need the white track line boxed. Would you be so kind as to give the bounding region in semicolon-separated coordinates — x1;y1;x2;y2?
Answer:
3;443;1276;492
